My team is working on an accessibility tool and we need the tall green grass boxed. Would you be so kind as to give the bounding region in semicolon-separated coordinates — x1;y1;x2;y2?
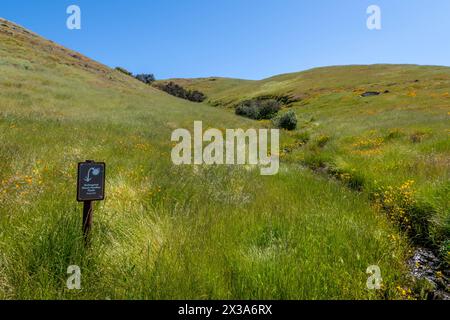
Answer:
0;99;410;299
168;65;450;260
0;20;419;300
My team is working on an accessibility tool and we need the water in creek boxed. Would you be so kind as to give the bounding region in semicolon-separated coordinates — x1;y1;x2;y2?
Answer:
408;247;449;300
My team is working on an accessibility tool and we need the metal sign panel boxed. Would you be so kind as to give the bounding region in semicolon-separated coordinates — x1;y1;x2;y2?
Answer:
77;161;106;202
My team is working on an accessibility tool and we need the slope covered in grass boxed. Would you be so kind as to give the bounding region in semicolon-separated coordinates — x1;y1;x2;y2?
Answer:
166;65;450;259
0;18;428;299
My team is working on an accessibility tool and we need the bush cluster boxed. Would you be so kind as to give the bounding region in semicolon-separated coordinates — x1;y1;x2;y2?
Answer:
115;67;156;85
154;82;206;103
135;74;155;84
235;99;281;120
115;66;133;76
273;110;298;131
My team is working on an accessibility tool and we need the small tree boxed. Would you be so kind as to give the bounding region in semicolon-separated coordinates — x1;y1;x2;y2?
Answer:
189;90;206;102
135;74;155;84
275;110;297;130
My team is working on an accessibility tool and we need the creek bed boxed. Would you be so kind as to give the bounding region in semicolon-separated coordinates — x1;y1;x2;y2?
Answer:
408;247;449;300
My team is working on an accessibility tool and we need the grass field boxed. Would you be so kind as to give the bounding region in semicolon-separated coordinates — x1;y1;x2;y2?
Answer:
164;65;450;256
0;19;447;300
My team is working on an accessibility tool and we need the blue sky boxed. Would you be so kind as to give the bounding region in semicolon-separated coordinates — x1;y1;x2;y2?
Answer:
1;0;449;79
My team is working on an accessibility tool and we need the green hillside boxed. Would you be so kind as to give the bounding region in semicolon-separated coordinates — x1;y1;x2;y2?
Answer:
164;65;450;256
0;18;446;299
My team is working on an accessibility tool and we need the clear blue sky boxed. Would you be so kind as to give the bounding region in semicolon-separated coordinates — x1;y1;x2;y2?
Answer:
1;0;449;79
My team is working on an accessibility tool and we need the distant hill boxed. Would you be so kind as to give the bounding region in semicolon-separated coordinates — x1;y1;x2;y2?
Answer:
161;64;450;108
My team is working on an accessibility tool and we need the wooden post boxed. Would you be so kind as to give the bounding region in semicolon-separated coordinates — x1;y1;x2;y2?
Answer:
82;200;93;245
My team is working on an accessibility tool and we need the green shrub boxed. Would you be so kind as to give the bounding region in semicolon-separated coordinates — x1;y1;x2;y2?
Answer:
274;110;297;130
154;82;206;103
235;103;259;119
259;100;282;119
115;67;133;76
135;74;155;84
235;99;281;120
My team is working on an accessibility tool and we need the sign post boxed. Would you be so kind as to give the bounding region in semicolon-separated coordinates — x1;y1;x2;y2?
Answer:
77;160;106;245
82;200;93;244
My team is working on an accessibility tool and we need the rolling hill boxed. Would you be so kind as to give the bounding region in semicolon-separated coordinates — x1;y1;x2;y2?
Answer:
163;65;450;255
0;18;447;299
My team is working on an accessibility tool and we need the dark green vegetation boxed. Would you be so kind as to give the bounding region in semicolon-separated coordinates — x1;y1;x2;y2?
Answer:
235;99;281;120
154;81;206;102
114;66;133;77
135;73;155;85
234;98;298;130
0;18;448;299
116;67;155;85
274;110;298;131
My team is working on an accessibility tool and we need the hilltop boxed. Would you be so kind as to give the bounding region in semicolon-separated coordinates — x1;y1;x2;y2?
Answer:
162;64;450;106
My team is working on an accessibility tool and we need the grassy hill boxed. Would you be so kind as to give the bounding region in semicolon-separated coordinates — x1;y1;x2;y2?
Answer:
0;18;446;299
163;65;450;256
